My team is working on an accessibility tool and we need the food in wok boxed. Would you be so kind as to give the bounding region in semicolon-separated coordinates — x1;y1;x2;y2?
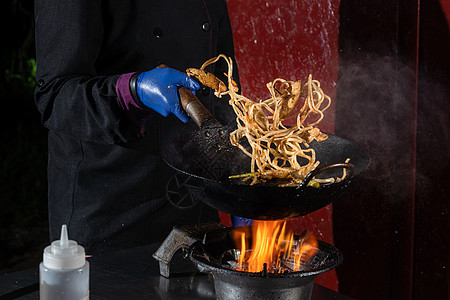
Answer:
187;55;348;186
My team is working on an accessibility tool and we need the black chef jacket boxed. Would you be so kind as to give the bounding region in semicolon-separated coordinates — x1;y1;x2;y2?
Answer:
34;0;239;254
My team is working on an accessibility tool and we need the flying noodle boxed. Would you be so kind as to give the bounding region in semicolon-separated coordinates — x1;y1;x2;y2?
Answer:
187;55;344;186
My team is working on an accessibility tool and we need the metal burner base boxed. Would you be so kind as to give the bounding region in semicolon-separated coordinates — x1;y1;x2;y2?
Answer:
213;273;315;300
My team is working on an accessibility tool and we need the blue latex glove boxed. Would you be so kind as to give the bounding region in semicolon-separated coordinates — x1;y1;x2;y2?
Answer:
135;68;200;122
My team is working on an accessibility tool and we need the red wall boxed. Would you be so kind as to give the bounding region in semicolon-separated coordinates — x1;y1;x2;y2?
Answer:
226;0;340;291
440;0;450;25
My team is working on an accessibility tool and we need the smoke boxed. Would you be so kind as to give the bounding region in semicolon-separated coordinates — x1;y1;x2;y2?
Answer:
336;52;449;200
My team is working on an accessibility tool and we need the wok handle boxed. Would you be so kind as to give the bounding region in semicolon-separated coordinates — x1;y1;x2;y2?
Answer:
156;64;219;129
300;163;355;188
179;87;219;129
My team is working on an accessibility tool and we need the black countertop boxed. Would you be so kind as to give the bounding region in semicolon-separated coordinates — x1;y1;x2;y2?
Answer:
0;243;354;299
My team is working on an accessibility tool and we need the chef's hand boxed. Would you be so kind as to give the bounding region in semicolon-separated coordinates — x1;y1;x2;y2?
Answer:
134;68;200;123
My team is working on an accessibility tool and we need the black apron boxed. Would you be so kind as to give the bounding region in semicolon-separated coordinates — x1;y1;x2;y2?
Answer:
34;0;239;254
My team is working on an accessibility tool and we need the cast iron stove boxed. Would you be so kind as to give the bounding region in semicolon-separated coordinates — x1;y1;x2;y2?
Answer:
153;223;342;300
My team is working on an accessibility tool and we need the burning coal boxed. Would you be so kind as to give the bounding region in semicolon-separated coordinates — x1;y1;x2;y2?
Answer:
230;221;318;273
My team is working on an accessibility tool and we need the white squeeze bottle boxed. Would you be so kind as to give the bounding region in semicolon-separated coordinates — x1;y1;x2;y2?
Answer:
39;224;89;299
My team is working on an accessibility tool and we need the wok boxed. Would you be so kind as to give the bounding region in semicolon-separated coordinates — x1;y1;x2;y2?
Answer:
162;88;370;220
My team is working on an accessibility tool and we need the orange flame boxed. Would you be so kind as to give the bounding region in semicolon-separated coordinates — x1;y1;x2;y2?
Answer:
232;220;318;273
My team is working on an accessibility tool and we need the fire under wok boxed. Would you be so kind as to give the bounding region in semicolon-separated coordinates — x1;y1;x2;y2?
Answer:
161;88;370;220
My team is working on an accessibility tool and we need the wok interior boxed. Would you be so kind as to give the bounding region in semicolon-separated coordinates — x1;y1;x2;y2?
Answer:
162;130;370;185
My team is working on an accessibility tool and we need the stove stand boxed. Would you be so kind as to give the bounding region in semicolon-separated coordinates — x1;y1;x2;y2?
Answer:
152;223;226;277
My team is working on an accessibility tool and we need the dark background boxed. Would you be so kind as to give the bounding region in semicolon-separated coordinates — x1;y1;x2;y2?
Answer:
1;0;449;299
0;0;48;274
334;0;450;299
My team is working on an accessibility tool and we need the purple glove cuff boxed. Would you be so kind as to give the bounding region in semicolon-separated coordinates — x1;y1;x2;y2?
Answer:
116;72;151;133
116;72;139;110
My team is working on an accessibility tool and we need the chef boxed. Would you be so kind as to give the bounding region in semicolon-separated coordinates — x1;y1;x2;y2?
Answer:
34;0;239;254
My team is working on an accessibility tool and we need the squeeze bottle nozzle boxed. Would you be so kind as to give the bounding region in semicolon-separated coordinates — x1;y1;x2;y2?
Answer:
60;224;69;247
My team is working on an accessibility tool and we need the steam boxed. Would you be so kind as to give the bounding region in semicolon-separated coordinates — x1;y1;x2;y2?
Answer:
336;52;449;200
